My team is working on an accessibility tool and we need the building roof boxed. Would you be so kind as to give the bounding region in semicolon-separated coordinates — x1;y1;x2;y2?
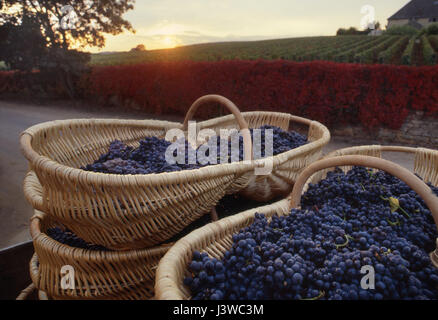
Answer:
388;0;438;20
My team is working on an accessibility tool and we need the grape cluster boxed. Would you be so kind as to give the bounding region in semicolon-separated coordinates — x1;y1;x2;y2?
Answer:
82;126;307;175
250;125;308;157
184;167;438;300
47;227;110;251
82;137;194;175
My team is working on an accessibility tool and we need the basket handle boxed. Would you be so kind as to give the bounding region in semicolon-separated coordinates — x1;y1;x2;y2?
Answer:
23;171;45;211
30;211;44;239
289;155;438;227
182;94;252;161
29;253;43;294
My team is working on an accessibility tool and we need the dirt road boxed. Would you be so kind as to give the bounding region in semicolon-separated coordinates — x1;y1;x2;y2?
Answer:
0;100;414;249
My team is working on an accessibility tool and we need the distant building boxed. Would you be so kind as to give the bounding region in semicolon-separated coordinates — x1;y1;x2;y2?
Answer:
388;0;438;29
368;29;383;36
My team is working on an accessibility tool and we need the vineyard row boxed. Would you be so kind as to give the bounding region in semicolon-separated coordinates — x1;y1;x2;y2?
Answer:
91;35;438;66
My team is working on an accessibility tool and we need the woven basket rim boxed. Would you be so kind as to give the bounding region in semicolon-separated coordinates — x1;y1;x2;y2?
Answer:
324;145;436;157
20;111;330;187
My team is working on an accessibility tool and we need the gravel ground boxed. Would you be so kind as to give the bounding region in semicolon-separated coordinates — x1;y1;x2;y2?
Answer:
0;100;416;249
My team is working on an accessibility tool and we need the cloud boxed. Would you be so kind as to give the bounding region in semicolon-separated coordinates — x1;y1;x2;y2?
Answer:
102;17;331;51
114;32;292;51
97;19;281;51
93;0;409;52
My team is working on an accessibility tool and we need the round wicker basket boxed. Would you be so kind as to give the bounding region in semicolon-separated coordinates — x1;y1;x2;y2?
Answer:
29;210;171;300
154;146;438;300
20;94;330;250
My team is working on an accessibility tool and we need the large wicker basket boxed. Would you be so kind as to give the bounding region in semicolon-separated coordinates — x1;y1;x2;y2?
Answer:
155;146;438;300
28;210;172;300
20;94;329;250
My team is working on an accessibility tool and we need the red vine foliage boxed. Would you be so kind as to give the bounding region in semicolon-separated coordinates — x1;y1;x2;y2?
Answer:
2;61;437;129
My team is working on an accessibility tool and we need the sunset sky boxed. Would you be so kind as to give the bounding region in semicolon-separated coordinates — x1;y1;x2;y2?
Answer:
95;0;410;52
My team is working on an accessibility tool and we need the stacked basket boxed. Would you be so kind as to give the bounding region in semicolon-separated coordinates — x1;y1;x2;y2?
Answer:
18;94;330;299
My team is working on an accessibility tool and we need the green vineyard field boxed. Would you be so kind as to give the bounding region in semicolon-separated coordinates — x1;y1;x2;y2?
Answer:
91;35;438;66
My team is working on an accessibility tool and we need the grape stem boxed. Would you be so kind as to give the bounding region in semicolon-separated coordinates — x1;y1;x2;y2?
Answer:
302;290;325;300
397;206;411;219
380;196;411;218
387;218;400;226
335;234;352;249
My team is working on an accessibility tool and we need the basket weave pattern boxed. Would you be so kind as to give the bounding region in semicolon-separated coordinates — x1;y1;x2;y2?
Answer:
29;210;171;300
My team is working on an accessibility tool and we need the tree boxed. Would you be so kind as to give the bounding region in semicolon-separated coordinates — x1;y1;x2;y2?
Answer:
426;23;438;35
337;21;381;36
336;27;364;36
0;0;136;98
374;21;381;31
0;0;136;50
130;44;146;52
0;16;47;71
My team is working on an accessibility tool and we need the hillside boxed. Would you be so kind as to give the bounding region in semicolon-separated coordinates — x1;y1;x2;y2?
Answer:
91;35;438;66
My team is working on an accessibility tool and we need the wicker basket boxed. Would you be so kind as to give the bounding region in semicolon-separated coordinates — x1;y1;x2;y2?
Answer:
155;147;438;300
20;94;329;250
28;210;171;300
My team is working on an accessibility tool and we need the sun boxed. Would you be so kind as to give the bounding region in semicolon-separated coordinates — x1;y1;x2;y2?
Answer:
162;36;178;49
